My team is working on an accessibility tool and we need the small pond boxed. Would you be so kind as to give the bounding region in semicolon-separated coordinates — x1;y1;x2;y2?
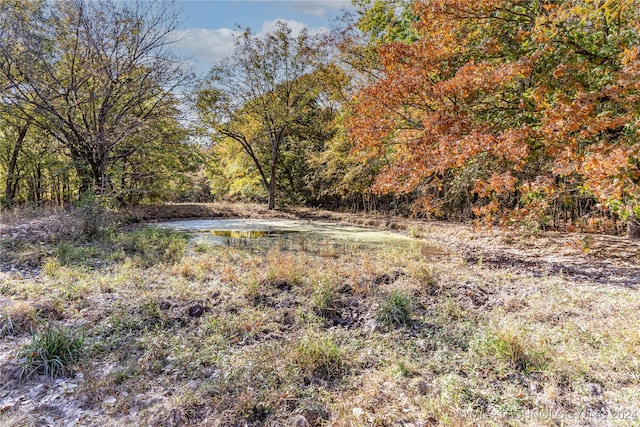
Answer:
154;218;421;248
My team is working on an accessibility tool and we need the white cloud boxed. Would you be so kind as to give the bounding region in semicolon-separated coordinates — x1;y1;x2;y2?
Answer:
289;1;354;18
260;18;320;36
172;28;238;69
173;19;331;73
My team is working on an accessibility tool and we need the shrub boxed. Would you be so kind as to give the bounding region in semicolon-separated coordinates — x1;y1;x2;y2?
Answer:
20;324;85;379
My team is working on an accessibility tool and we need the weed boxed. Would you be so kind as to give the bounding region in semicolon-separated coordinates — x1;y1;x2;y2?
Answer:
377;291;413;328
115;227;188;265
20;324;85;379
414;265;439;288
407;226;422;238
266;249;303;284
42;257;61;277
393;361;415;378
113;365;139;385
243;278;261;304
57;242;95;266
193;242;209;253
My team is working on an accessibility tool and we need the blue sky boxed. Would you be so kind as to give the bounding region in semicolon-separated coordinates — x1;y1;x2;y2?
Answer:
172;1;354;74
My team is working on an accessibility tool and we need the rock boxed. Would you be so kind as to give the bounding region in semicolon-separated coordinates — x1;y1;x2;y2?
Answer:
159;301;172;310
103;396;116;406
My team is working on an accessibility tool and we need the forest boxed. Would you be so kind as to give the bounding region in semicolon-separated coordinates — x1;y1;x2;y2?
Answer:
1;0;638;237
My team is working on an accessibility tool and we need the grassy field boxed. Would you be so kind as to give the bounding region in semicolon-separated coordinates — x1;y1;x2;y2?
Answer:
1;204;639;426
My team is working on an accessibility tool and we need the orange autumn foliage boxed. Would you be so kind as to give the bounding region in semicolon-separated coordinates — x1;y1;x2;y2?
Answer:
350;0;640;228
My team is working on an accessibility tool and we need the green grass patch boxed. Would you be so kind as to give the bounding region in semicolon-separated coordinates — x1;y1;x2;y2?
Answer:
291;333;345;381
20;324;85;379
312;280;339;318
377;290;414;328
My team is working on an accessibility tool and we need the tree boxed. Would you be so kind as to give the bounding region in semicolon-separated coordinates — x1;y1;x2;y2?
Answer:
196;22;328;210
0;0;191;197
353;0;418;45
350;0;640;235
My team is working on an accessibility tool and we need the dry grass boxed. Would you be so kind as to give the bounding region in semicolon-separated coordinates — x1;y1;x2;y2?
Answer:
1;205;639;426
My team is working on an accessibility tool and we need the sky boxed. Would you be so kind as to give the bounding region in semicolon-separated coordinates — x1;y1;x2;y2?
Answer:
171;1;355;74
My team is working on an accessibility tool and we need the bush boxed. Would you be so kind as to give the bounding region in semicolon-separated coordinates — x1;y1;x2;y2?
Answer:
20;324;85;379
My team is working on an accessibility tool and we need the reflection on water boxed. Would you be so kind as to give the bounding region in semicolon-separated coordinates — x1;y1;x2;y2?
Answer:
154;218;445;254
209;229;296;239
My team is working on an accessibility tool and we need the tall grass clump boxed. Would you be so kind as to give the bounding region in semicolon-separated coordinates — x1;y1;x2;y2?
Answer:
312;280;339;318
474;327;549;374
20;324;85;379
292;333;345;381
377;291;414;328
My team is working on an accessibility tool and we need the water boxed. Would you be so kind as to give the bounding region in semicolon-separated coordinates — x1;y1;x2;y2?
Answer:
154;218;423;248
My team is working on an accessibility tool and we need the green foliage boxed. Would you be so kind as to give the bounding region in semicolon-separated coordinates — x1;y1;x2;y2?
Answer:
20;324;85;379
377;291;413;328
196;22;339;209
353;0;419;44
0;0;197;208
56;242;96;266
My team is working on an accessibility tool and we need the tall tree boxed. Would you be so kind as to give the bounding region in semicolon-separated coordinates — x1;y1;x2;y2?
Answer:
0;0;191;196
196;22;327;210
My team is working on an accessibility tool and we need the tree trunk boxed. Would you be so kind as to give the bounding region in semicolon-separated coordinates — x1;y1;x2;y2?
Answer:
268;138;280;210
4;119;31;205
628;214;640;240
268;182;276;210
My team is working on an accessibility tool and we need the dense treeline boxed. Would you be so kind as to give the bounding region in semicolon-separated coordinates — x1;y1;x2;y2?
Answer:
349;0;640;237
1;0;638;237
